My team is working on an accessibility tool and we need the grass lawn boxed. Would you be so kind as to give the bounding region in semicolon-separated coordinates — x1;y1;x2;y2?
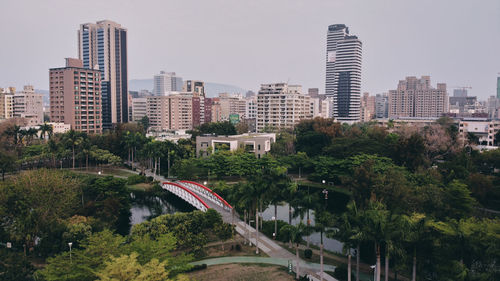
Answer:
187;263;294;281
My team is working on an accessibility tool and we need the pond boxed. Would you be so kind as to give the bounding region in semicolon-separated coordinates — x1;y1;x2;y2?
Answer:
126;190;195;233
262;203;344;253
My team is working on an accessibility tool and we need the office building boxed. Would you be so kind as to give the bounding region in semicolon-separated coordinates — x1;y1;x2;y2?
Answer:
13;85;44;126
153;71;183;95
388;76;448;118
325;24;362;123
256;83;312;132
49;58;102;133
78;20;128;129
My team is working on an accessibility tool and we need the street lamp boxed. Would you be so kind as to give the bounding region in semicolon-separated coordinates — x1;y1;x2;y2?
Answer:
320;189;329;281
68;242;73;264
370;265;376;281
203;181;207;186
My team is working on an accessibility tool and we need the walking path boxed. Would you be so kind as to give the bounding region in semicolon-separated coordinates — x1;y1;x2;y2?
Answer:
139;167;338;281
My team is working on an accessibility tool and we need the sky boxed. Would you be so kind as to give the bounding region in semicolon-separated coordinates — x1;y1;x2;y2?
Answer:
1;0;499;99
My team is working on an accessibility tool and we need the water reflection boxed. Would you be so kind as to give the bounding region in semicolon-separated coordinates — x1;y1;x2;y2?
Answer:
128;191;195;232
262;203;344;253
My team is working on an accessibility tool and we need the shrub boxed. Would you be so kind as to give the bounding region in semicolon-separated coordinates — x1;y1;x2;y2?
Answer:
127;174;146;185
333;263;348;281
304;249;313;259
235;244;241;251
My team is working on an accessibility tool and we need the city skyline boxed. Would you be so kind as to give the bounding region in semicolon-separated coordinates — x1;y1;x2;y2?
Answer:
0;0;499;99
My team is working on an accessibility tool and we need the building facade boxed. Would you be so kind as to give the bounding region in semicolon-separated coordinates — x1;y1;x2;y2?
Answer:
196;133;276;158
153;71;183;95
146;92;195;131
13;85;44;126
49;58;102;133
360;92;375;122
375;93;389;119
131;97;147;122
325;24;362;123
388;76;448;119
0;87;15;120
78;20;128;129
256;83;312;132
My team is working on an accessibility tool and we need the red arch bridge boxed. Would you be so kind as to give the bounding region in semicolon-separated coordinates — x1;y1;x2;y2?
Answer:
162;180;233;213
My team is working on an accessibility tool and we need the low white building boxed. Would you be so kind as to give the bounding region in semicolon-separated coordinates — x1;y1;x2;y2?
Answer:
196;133;276;158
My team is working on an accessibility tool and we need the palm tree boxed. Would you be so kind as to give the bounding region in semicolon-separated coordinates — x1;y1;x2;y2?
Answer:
63;130;84;169
4;125;21;146
402;213;428;281
39;123;53;140
25;127;39;145
315;210;335;281
290;223;312;280
359;201;400;281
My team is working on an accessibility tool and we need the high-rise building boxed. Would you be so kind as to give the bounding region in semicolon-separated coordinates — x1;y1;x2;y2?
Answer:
78;20;128;129
210;93;247;122
130;97;148;122
13;85;44;126
375;93;389;119
388;76;448;119
49;58;102;133
183;80;205;126
146;92;194;131
360;92;375;122
153;71;183;95
325;24;362;123
308;88;319;98
497;77;500;99
256;83;312;132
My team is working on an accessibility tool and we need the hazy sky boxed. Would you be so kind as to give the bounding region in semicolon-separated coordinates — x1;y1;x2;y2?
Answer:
1;0;499;98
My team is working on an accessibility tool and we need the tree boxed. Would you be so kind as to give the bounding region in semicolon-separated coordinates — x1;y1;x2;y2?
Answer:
39;122;53;140
95;253;171;281
0;169;81;253
62;130;85;169
0;150;16;181
290;223;312;279
139;116;150;133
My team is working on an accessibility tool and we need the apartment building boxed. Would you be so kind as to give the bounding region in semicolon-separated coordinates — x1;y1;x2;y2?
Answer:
49;58;102;133
210;93;247;122
131;97;147;122
13;85;44;126
146;92;195;131
256;83;312;132
388;76;448;119
360;92;375;122
0;87;15;120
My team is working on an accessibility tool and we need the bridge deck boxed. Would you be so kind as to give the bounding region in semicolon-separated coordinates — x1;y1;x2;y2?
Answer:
143;169;336;280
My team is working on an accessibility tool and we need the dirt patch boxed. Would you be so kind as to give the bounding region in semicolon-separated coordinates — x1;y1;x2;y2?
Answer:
188;263;293;281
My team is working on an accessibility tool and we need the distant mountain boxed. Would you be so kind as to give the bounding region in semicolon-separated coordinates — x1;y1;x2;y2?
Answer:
129;79;247;98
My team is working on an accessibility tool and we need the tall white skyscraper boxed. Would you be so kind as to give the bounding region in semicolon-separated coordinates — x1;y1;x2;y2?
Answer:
78;20;128;129
153;71;183;95
325;24;362;123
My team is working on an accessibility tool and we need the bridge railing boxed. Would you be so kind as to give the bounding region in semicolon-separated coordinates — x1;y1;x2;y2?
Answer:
162;182;210;212
179;180;232;212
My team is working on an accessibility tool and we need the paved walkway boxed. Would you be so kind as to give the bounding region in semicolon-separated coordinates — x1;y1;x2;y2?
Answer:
139;166;338;280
